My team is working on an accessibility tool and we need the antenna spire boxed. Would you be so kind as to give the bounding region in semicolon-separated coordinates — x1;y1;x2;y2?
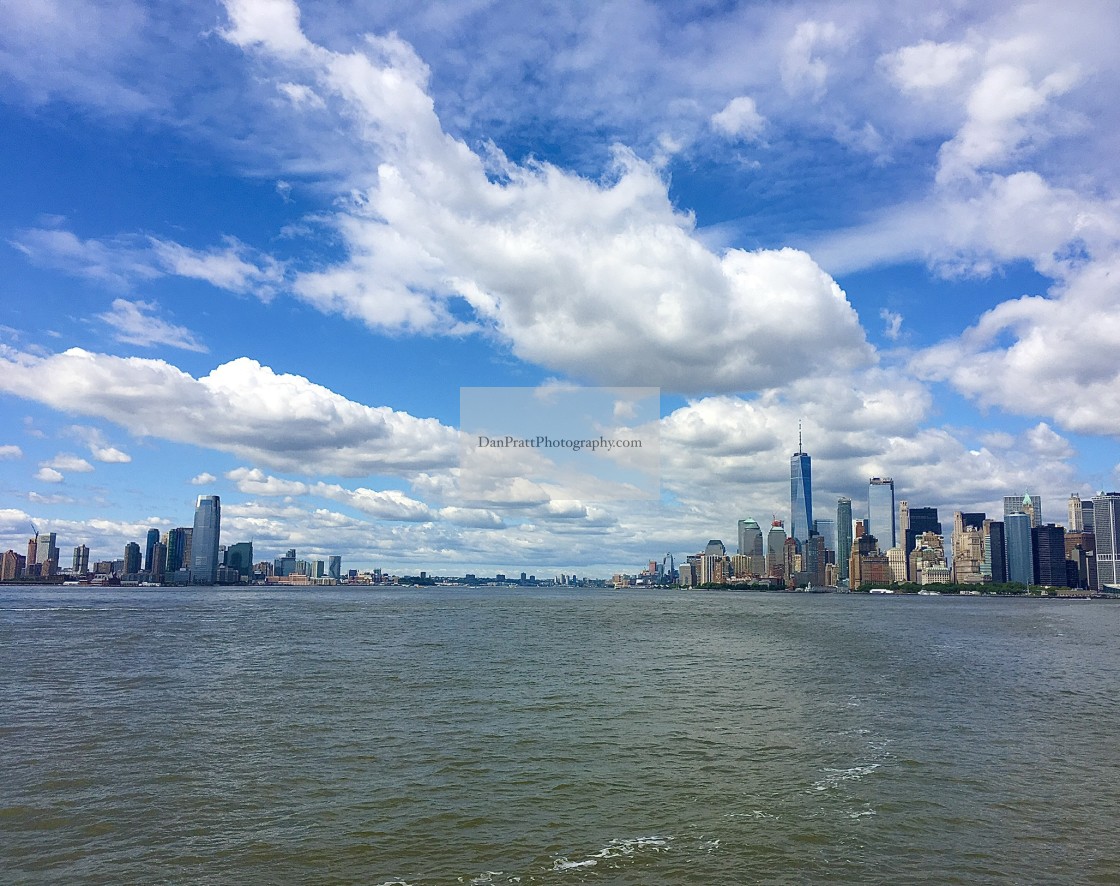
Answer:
798;419;803;453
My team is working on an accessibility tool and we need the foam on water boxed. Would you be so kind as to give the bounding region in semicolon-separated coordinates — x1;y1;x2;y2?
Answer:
811;763;881;792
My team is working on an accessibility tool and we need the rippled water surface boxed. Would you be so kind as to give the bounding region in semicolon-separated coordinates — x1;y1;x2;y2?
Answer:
2;587;1119;884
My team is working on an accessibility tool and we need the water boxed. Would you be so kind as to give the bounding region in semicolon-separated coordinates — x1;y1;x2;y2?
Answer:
2;587;1119;884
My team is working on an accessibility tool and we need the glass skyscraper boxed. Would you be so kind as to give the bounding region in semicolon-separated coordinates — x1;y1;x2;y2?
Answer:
737;519;763;557
1093;493;1120;590
867;477;896;551
790;446;812;549
191;494;221;585
1005;512;1034;585
836;497;853;583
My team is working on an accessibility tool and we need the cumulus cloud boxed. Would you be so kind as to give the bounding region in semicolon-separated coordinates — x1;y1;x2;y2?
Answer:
0;346;458;476
191;472;218;485
711;96;765;141
217;0;872;393
67;425;132;463
34;467;64;483
780;20;846;101
45;453;94;473
96;299;208;352
879;308;903;341
0;444;22;459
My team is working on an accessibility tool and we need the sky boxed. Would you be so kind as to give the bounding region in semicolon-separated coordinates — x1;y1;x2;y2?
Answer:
1;0;1119;576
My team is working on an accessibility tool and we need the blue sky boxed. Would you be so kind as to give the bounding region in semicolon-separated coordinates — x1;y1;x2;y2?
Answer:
1;0;1118;575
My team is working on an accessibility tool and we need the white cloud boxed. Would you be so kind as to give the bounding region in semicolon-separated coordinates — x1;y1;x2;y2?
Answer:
191;472;218;485
0;346;458;476
227;466;309;496
711;96;765;141
883;39;976;93
780;20;845;101
0;444;22;459
10;228;285;298
45;453;94;473
96;299;208;353
879;308;903;341
34;467;64;483
216;0;873;393
66;425;132;463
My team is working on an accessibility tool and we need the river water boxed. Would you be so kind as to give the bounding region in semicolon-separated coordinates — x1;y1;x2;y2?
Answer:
2;587;1118;884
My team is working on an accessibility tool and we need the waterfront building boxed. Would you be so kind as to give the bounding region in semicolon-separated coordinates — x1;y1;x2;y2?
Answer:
34;531;59;576
1005;512;1034;585
1032;524;1068;588
1093;493;1120;590
1064;530;1097;590
983;519;1006;583
886;546;907;584
868;478;896;551
225;542;254;579
909;532;948;585
849;533;890;586
274;549;297;577
144;528;160;572
149;542;166;582
1;550;25;581
328;555;342;581
123;542;141;576
1004;493;1042;528
730;554;751;578
952;512;986;584
72;544;89;575
804;534;826;586
837;497;853;583
191;495;221;585
904;507;941;579
790;434;813;549
165;528;188;573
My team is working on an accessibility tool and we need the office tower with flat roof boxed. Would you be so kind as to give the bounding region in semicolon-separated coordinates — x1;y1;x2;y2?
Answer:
790;432;812;549
1005;512;1034;585
191;495;221;585
225;542;253;579
836;497;853;583
328;555;342;581
737;519;763;557
123;542;141;576
1032;524;1068;588
867;478;896;551
72;544;89;574
813;518;836;558
1004;493;1042;528
144;528;160;572
984;520;1007;583
34;531;59;575
1093;493;1120;590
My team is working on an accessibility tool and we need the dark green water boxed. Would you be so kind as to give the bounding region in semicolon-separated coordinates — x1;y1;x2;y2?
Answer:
2;587;1118;884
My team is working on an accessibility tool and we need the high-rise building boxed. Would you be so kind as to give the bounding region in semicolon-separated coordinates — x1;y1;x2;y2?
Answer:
790;432;812;549
165;527;189;573
1032;524;1068;588
225;542;254;579
952;512;986;584
1064;530;1096;590
328;555;342;581
868;478;896;551
704;539;726;557
1068;494;1084;531
984;520;1007;584
836;497;853;583
813;518;836;559
1004;494;1042;528
1093;493;1120;590
737;520;763;557
1005;512;1034;585
72;544;89;574
149;542;166;582
33;531;59;576
2;550;26;581
191;495;221;585
144;528;160;572
123;542;141;576
766;521;787;581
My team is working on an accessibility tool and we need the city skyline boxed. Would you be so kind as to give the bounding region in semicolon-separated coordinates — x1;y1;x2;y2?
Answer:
2;1;1120;574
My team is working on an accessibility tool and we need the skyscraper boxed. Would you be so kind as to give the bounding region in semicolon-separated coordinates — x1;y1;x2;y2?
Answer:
790;430;812;549
328;555;342;581
766;521;787;580
1032;524;1068;588
737;519;763;557
1005;512;1034;585
1068;494;1083;531
72;544;89;574
123;542;141;576
836;497;853;583
191;495;221;585
867;478;896;551
1093;493;1120;590
1004;493;1042;528
144;528;160;572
